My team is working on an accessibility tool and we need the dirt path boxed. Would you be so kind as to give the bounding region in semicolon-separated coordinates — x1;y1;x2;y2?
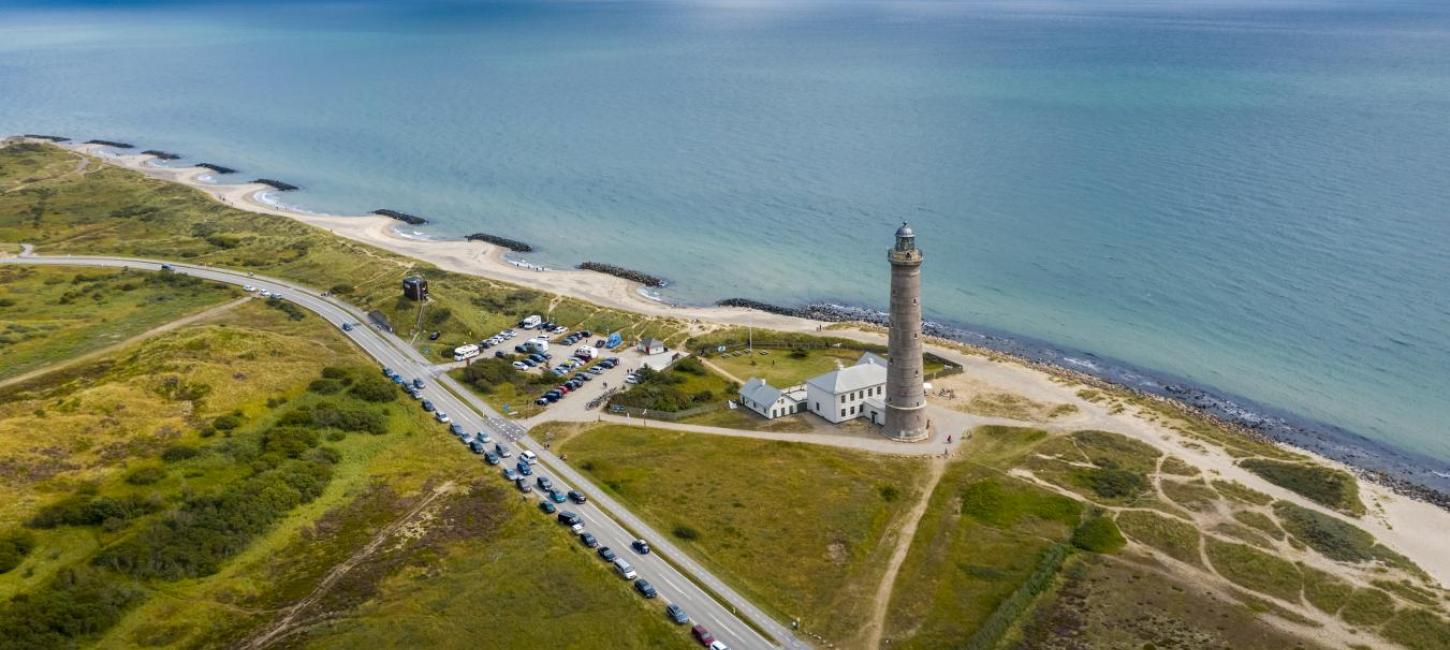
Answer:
0;296;252;390
860;455;948;649
236;480;456;650
699;357;745;384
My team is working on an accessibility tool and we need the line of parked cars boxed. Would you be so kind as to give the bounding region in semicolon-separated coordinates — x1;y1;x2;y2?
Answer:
534;356;621;406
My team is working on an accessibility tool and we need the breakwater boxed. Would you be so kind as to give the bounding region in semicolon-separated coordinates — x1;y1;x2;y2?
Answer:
142;150;180;160
197;163;236;174
577;262;665;287
465;233;533;252
253;178;299;191
719;297;1450;509
85;139;133;149
24;134;69;142
371;209;427;225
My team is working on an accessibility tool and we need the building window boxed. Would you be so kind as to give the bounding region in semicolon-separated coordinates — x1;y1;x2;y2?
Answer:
840;408;846;418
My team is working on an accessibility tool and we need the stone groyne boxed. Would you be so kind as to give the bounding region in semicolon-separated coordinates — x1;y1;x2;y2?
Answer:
197;163;236;174
142;150;181;160
85;139;134;149
577;262;665;287
253;178;299;191
371;209;427;225
465;233;533;253
24;134;69;142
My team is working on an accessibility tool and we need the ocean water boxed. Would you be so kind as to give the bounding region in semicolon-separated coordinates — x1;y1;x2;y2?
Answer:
2;0;1447;464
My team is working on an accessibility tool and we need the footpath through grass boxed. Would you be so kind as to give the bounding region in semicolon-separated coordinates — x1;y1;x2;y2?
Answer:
0;265;237;382
556;423;930;646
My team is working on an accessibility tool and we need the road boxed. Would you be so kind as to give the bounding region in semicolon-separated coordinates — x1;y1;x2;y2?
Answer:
3;253;803;650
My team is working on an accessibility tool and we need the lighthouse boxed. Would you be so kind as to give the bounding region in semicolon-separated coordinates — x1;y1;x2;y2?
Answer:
884;222;930;442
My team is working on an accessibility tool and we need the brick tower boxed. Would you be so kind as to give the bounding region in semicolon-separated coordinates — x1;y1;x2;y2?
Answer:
884;222;930;442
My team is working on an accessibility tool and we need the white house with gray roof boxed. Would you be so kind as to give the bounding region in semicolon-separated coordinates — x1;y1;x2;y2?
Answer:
738;378;806;419
740;352;889;425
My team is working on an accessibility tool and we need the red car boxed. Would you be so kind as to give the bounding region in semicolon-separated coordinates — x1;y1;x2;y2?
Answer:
691;625;714;646
557;384;572;394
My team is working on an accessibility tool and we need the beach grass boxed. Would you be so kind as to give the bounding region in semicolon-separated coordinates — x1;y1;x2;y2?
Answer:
1203;538;1303;603
676;406;816;433
0;265;237;382
1114;510;1203;567
555;423;930;647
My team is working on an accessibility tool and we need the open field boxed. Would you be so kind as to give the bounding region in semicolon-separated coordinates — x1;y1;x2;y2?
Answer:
677;406;816;433
704;346;876;388
0;265;237;382
555;423;931;647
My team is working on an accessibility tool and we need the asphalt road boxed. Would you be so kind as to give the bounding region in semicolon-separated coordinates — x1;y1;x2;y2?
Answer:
3;254;803;650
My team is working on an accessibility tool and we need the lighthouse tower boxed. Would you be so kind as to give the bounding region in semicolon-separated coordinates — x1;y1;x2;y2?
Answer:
884;222;930;442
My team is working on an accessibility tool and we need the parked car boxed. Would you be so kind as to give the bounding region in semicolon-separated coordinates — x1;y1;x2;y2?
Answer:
412;378;425;389
484;451;500;465
513;361;529;371
557;511;583;531
516;461;533;476
634;579;657;599
495;443;512;458
521;358;537;368
536;476;553;491
579;531;599;548
666;603;690;625
515;477;533;493
631;539;651;555
474;432;492;444
495;350;507;358
692;626;715;647
420;399;434;412
534;397;549;406
709;643;730;650
547;489;567;504
341;322;353;332
449;423;465;436
502;468;519;481
391;375;405;384
429;331;441;340
597;546;617;562
521;450;538;463
539;500;557;514
434;412;450;423
468;441;483;454
613;558;636;580
595;339;606;348
568;490;587;504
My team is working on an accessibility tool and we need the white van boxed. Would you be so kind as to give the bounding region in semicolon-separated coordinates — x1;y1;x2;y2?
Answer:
575;346;598;361
527;337;550;353
613;558;637;580
453;344;481;362
521;314;542;329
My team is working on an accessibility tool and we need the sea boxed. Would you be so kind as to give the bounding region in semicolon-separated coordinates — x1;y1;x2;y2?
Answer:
2;0;1447;482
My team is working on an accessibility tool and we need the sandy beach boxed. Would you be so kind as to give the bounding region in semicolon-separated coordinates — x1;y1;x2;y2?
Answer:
54;142;1450;587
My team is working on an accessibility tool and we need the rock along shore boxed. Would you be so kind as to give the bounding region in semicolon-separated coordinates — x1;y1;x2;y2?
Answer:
578;262;665;287
371;209;427;225
465;233;534;253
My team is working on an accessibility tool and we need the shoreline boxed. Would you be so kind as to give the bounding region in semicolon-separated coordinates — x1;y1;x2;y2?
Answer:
45;140;1450;511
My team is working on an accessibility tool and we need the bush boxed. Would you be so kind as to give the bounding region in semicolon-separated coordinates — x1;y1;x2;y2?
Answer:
124;466;167;486
0;567;145;648
265;296;305;320
212;413;243;431
963;544;1069;650
349;375;398;402
26;495;161;529
160;444;199;462
262;426;320;459
1077;467;1147;499
93;459;333;580
307;378;344;394
672;525;700;540
878;485;901;502
1071;516;1125;553
328;283;355;295
0;530;36;574
279;402;386;435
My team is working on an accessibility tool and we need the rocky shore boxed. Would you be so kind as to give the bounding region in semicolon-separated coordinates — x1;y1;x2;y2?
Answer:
85;139;133;148
142;150;181;160
253;178;299;191
24;134;69;142
465;233;533;253
371;209;427;225
719;297;1450;510
578;262;665;287
197;163;236;174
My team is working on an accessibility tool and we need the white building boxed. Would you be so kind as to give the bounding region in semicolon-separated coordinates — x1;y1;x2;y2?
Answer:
638;338;666;355
741;352;891;425
739;378;806;419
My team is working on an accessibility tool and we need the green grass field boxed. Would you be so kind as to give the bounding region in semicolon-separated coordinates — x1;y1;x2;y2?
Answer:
0;265;237;382
556;423;930;646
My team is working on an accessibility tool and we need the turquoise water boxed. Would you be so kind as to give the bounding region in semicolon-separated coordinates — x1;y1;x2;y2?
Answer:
2;1;1448;463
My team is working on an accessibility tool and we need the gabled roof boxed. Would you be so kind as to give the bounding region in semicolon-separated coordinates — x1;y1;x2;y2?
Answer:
807;361;886;395
740;377;781;407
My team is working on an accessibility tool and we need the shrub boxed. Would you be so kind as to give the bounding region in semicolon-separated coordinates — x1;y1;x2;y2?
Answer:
160;444;199;462
1272;501;1408;567
1240;459;1364;515
963;544;1069;650
878;485;901;502
0;567;145;648
265;296;305;320
672;525;700;540
26;495;161;529
348;375;398;402
124;466;167;486
0;530;36;574
93;459;333;580
1071;516;1125;553
328;283;355;295
1078;467;1147;499
307;378;344;395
